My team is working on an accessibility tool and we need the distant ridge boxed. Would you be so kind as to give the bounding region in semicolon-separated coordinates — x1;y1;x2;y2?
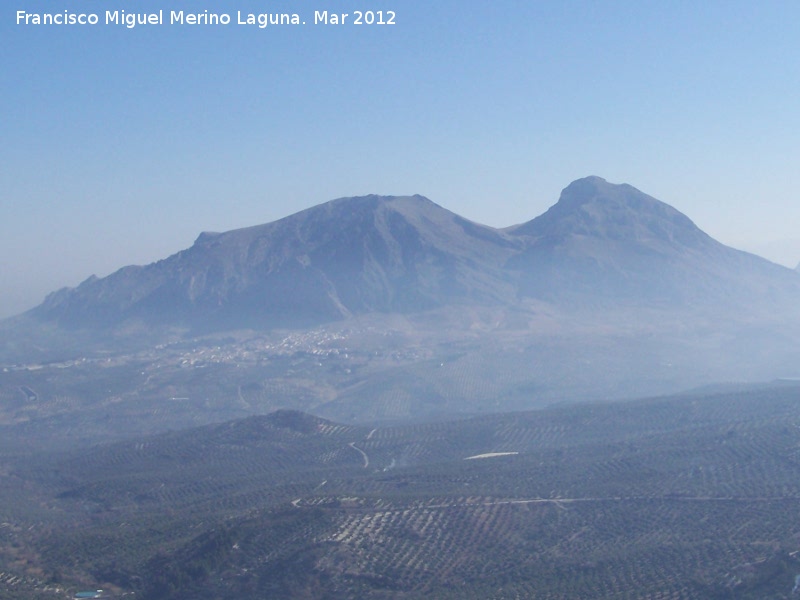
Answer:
20;177;800;333
508;176;800;305
30;194;518;330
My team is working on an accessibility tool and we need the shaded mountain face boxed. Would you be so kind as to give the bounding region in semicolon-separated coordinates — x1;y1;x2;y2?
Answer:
24;178;800;334
508;176;800;307
31;195;519;330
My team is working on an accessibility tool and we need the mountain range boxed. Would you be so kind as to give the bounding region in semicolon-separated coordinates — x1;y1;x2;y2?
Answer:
2;176;800;427
23;176;800;333
4;178;800;600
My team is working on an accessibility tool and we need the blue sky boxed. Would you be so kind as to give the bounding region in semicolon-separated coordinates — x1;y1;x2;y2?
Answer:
2;0;800;318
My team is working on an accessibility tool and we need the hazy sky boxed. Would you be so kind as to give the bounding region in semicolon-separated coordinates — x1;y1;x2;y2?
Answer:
3;0;800;318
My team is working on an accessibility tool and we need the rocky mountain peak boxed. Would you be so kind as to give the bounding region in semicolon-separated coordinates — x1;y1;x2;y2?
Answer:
510;176;708;251
19;178;800;336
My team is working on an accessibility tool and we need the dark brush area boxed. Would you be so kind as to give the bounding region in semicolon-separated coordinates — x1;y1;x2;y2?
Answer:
3;383;800;598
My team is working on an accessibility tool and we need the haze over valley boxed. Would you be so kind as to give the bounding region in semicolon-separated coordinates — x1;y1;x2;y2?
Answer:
3;176;799;435
2;177;800;599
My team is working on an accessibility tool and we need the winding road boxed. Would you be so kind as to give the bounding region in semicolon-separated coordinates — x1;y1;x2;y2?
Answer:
348;442;369;468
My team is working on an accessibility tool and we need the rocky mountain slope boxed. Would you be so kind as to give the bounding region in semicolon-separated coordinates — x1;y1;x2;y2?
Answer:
23;177;800;334
30;194;519;331
509;176;799;306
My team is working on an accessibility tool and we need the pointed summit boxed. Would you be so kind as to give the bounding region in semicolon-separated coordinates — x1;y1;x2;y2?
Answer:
510;176;709;252
508;177;798;306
